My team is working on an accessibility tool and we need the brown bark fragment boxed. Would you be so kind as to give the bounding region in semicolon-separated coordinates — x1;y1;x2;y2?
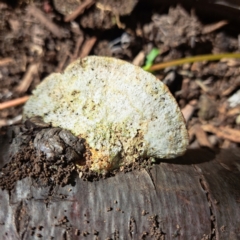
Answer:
1;126;240;239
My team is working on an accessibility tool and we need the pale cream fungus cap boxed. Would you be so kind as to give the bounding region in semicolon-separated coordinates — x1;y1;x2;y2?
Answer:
23;56;189;173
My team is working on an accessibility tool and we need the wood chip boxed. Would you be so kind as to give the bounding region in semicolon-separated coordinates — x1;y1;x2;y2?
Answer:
132;51;145;66
189;139;200;149
202;124;240;143
188;126;195;143
27;4;65;38
181;100;198;122
194;124;213;148
79;37;97;58
0;115;22;127
179;78;190;99
57;54;69;72
195;79;210;93
221;58;240;67
218;102;227;115
64;0;95;22
0;96;29;110
227;106;240;116
0;58;14;67
221;139;231;149
16;63;39;93
202;20;228;34
72;35;84;61
222;82;240;97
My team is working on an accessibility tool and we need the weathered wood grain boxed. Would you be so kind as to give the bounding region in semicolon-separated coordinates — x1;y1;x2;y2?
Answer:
1;130;240;240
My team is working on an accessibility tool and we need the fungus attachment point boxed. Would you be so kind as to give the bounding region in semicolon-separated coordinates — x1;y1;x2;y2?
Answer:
23;56;188;173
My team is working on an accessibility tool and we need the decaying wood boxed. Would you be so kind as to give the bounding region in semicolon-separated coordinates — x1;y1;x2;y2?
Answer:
0;96;29;110
0;128;240;239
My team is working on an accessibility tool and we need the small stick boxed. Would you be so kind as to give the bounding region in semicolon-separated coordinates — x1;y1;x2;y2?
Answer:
132;51;145;66
195;79;210;93
202;124;240;143
57;54;69;72
194;124;213;148
16;63;39;93
202;20;228;34
64;0;95;22
0;58;14;67
227;106;240;116
0;96;29;110
27;5;65;38
222;82;240;96
181;100;198;122
79;36;97;58
0;115;22;127
72;35;84;61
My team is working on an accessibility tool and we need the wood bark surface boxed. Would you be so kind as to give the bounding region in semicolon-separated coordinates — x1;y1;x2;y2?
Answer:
1;129;240;240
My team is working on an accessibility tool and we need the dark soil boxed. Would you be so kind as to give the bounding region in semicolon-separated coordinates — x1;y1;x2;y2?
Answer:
1;0;240;189
0;117;85;191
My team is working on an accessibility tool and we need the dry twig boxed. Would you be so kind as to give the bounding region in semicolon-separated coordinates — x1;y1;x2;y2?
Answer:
27;5;65;38
195;80;210;93
227;106;240;116
0;58;14;66
16;63;39;93
0;96;29;111
194;124;213;148
222;82;240;96
0;115;22;127
64;0;95;22
57;54;69;72
79;37;97;58
202;20;228;34
188;126;195;143
202;124;240;143
132;51;145;66
181;100;198;122
72;35;84;61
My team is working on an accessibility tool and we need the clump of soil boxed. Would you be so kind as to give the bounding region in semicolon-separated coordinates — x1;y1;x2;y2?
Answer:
0;145;77;190
0;117;86;190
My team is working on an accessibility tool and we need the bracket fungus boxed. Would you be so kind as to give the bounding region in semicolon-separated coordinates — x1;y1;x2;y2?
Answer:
23;56;188;173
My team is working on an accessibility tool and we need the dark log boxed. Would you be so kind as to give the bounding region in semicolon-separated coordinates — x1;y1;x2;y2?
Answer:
0;127;240;240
